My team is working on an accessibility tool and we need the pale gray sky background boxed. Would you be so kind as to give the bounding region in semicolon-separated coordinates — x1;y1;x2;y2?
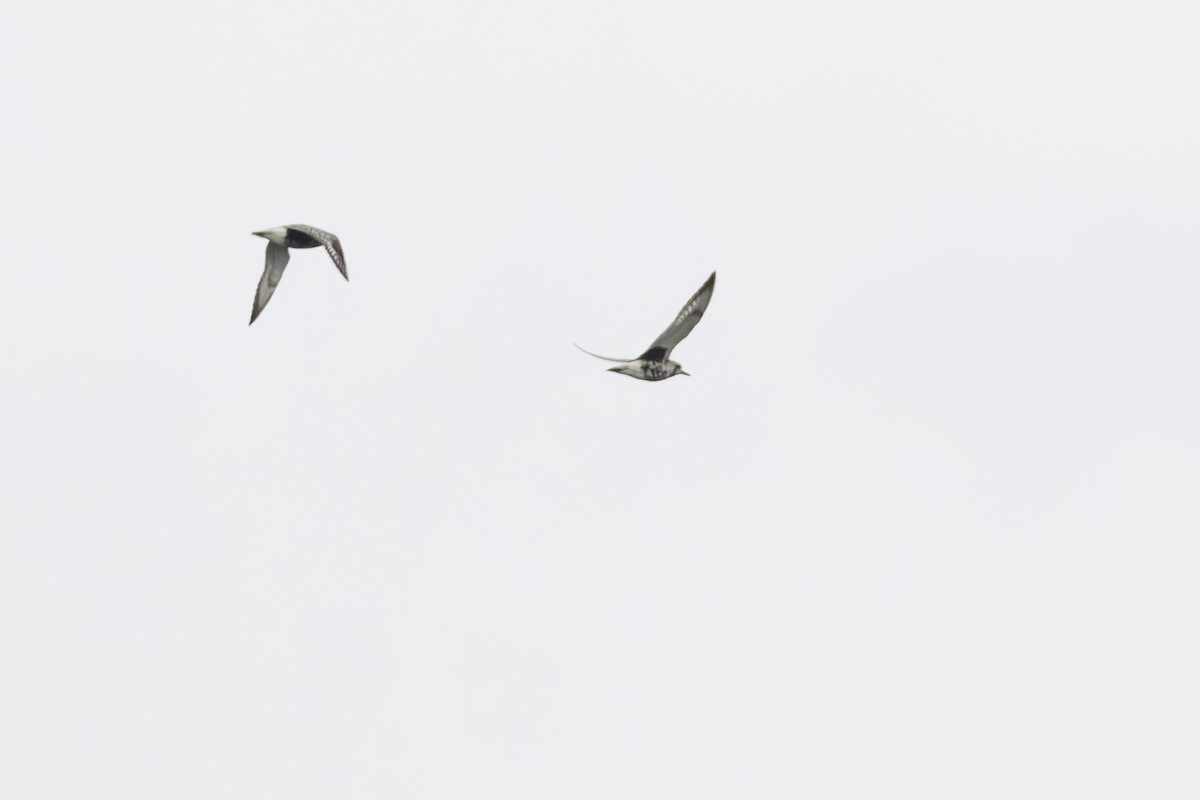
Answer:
3;1;1199;797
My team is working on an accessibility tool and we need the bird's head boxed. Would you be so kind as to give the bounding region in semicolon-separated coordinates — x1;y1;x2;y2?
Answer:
252;227;289;244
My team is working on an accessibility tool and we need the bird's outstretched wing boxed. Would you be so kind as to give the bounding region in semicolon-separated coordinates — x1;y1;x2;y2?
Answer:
295;225;348;280
574;343;632;362
251;241;290;325
638;271;716;361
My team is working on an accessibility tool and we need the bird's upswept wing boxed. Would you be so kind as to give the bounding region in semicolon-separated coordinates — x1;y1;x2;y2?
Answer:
295;225;348;280
251;241;290;324
637;271;716;361
574;343;632;362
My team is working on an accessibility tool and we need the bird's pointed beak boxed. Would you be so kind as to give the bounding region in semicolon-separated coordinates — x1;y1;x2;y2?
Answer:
678;370;690;376
251;231;268;238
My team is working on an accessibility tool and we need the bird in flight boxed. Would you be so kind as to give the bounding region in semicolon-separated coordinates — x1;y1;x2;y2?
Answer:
576;271;716;380
248;224;348;325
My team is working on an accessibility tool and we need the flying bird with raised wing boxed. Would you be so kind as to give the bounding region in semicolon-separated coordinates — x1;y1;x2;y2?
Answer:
248;224;348;325
576;271;716;381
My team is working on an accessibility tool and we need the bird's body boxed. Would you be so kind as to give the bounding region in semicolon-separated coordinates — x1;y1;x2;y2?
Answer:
248;224;348;325
605;357;685;381
576;271;716;381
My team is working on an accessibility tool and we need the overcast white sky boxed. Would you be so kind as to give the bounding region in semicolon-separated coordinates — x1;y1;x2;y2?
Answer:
3;1;1200;797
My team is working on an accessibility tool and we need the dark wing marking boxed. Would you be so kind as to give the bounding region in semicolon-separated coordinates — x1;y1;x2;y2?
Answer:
323;235;348;280
294;225;348;280
251;241;291;324
639;346;667;362
574;343;632;362
637;271;716;361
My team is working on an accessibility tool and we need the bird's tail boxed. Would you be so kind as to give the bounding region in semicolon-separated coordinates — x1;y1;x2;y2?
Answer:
574;343;632;362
